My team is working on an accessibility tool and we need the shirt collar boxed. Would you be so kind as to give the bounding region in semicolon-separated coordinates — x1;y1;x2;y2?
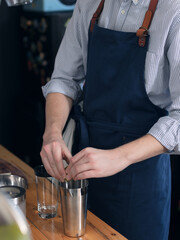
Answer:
131;0;152;7
132;0;140;5
140;0;153;7
122;0;159;7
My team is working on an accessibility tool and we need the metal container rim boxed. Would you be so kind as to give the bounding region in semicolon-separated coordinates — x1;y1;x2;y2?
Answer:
59;179;89;189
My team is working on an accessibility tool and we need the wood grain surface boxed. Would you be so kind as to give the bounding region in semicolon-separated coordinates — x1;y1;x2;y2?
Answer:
0;145;127;240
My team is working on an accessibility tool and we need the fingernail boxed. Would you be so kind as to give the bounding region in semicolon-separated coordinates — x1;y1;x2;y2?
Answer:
66;165;70;172
66;175;71;181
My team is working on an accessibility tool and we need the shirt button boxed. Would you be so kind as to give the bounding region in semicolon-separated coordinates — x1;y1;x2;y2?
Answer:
121;10;125;14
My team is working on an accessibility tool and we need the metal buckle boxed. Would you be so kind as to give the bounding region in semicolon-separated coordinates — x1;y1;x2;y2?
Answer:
139;27;148;37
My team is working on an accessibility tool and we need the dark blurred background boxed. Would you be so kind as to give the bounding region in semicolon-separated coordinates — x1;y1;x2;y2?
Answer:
0;0;73;167
0;1;179;239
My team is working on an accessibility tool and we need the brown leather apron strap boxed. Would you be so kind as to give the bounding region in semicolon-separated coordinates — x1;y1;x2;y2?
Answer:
136;0;159;47
90;0;105;32
90;0;158;47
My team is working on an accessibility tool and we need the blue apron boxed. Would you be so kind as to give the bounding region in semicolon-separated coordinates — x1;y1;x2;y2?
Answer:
72;0;171;239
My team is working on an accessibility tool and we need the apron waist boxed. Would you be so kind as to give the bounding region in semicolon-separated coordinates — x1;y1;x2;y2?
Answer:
72;105;155;153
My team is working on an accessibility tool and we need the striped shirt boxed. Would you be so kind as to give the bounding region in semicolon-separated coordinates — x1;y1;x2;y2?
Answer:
42;0;180;154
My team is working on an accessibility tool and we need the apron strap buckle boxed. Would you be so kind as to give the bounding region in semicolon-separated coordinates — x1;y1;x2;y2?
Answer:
136;10;152;47
136;0;159;47
137;27;148;47
137;27;148;37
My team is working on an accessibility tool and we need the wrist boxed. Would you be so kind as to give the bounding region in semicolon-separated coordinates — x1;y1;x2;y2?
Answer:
114;135;167;169
43;124;63;142
46;122;63;134
111;147;133;171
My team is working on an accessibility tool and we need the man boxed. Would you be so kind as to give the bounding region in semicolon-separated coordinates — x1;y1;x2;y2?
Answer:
41;0;180;239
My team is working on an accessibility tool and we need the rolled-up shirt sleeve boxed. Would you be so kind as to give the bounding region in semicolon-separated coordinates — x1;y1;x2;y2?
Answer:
148;18;180;154
42;0;85;103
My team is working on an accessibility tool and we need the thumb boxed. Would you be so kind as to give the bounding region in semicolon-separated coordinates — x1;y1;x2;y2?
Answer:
62;144;72;164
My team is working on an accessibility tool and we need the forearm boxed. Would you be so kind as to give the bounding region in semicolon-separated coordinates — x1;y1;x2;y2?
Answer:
44;93;73;139
115;134;168;168
41;93;73;180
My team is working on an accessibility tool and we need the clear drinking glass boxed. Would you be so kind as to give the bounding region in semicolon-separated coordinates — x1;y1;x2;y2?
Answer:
34;165;59;219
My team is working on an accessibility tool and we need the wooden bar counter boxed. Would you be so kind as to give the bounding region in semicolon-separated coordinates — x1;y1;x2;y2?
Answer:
0;145;127;240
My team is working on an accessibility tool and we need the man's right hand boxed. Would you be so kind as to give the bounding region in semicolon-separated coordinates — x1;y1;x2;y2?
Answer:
40;131;72;182
40;92;73;181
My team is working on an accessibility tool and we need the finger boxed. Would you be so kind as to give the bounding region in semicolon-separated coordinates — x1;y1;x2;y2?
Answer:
67;161;92;180
66;153;85;175
51;144;66;181
62;144;72;164
74;170;97;180
67;148;91;172
70;148;90;164
42;145;60;179
40;149;56;177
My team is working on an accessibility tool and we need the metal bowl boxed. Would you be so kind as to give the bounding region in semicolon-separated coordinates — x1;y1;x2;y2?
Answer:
0;174;28;190
5;0;33;7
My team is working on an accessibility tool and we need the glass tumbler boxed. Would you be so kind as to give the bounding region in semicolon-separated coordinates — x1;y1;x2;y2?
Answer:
34;165;59;219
